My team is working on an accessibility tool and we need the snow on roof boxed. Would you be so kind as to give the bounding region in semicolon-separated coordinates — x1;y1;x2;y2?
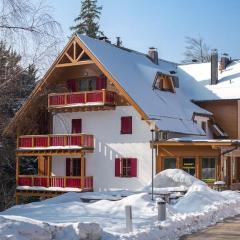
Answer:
78;34;210;135
178;60;240;101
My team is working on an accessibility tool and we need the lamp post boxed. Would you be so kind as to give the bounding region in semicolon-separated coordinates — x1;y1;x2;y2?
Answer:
150;121;156;201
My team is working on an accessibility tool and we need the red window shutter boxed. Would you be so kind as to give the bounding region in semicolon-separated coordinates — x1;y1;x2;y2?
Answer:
96;75;107;90
121;116;132;134
72;119;82;133
66;158;71;176
130;158;137;177
115;158;121;177
67;79;77;92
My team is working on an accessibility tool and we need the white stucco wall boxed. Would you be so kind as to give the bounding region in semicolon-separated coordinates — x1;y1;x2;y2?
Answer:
52;156;66;176
52;106;153;191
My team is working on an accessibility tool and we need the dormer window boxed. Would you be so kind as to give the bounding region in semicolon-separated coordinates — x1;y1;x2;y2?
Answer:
153;72;176;93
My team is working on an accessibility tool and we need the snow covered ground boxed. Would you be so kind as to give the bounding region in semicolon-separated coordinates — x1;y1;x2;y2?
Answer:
1;169;240;240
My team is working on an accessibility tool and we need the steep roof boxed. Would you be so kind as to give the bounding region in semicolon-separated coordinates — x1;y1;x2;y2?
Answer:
78;34;209;135
5;34;210;136
178;60;240;101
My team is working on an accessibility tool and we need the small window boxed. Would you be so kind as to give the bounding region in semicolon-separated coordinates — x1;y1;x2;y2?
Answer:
202;158;215;181
153;73;175;93
164;157;176;169
115;158;137;177
121;116;132;134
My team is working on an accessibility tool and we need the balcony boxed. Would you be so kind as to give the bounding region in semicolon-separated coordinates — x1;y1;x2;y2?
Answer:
17;175;93;190
48;89;116;112
17;134;94;155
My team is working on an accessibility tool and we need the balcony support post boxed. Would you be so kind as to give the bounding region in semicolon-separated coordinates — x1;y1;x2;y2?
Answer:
64;176;66;188
64;93;67;105
103;89;106;104
31;176;34;187
81;156;85;189
47;156;51;187
16;156;19;186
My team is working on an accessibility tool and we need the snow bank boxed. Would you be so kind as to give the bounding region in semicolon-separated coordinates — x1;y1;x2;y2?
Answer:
1;169;240;240
0;215;102;240
174;183;226;212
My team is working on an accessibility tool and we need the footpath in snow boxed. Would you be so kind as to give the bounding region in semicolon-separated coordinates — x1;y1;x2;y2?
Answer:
1;169;240;240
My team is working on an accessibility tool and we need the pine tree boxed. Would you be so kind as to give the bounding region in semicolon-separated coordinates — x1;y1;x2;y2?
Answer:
70;0;104;38
0;41;37;210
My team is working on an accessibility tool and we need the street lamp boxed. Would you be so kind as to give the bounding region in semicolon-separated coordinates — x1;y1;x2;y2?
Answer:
150;120;156;201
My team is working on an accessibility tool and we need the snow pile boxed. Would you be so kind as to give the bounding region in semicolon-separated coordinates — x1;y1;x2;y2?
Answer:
146;169;205;190
0;215;102;240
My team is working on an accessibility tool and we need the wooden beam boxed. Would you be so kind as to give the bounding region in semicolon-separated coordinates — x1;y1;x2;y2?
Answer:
81;156;85;188
65;52;74;63
16;151;87;157
76;50;85;62
73;40;77;60
16;156;19;186
55;60;94;68
196;157;201;179
15;194;20;205
47;156;51;187
154;141;235;147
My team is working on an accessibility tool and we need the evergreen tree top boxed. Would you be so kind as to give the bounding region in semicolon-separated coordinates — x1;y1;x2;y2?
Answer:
70;0;104;39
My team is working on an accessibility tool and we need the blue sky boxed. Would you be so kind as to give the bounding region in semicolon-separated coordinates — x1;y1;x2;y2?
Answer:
50;0;240;63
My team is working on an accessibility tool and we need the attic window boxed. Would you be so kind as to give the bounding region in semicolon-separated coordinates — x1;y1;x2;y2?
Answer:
153;72;176;93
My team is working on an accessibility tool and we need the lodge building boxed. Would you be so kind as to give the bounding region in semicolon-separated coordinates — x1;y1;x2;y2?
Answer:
4;34;240;202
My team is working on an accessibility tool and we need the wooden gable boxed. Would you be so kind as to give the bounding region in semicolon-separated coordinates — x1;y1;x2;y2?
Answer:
4;34;151;136
56;39;94;68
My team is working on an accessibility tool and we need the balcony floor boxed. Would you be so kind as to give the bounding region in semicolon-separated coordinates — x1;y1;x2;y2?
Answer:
48;103;116;113
16;147;93;156
17;185;84;192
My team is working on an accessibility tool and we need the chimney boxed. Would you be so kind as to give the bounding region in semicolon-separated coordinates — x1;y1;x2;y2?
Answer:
220;53;230;71
148;47;158;65
211;49;218;85
116;37;122;47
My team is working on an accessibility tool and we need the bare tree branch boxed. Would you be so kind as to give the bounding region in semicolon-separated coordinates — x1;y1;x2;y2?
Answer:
0;0;63;76
182;36;211;63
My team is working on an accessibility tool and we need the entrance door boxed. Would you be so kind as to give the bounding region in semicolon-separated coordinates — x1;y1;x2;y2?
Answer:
182;158;196;176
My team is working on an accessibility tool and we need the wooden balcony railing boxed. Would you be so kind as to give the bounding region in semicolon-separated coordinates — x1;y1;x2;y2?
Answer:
48;89;116;108
18;134;94;149
18;175;93;189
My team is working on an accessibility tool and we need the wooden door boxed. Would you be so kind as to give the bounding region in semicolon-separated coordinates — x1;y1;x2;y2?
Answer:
72;119;82;133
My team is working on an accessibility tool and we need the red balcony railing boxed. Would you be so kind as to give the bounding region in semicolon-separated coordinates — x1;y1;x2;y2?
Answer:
48;90;116;108
18;175;93;189
18;134;94;149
